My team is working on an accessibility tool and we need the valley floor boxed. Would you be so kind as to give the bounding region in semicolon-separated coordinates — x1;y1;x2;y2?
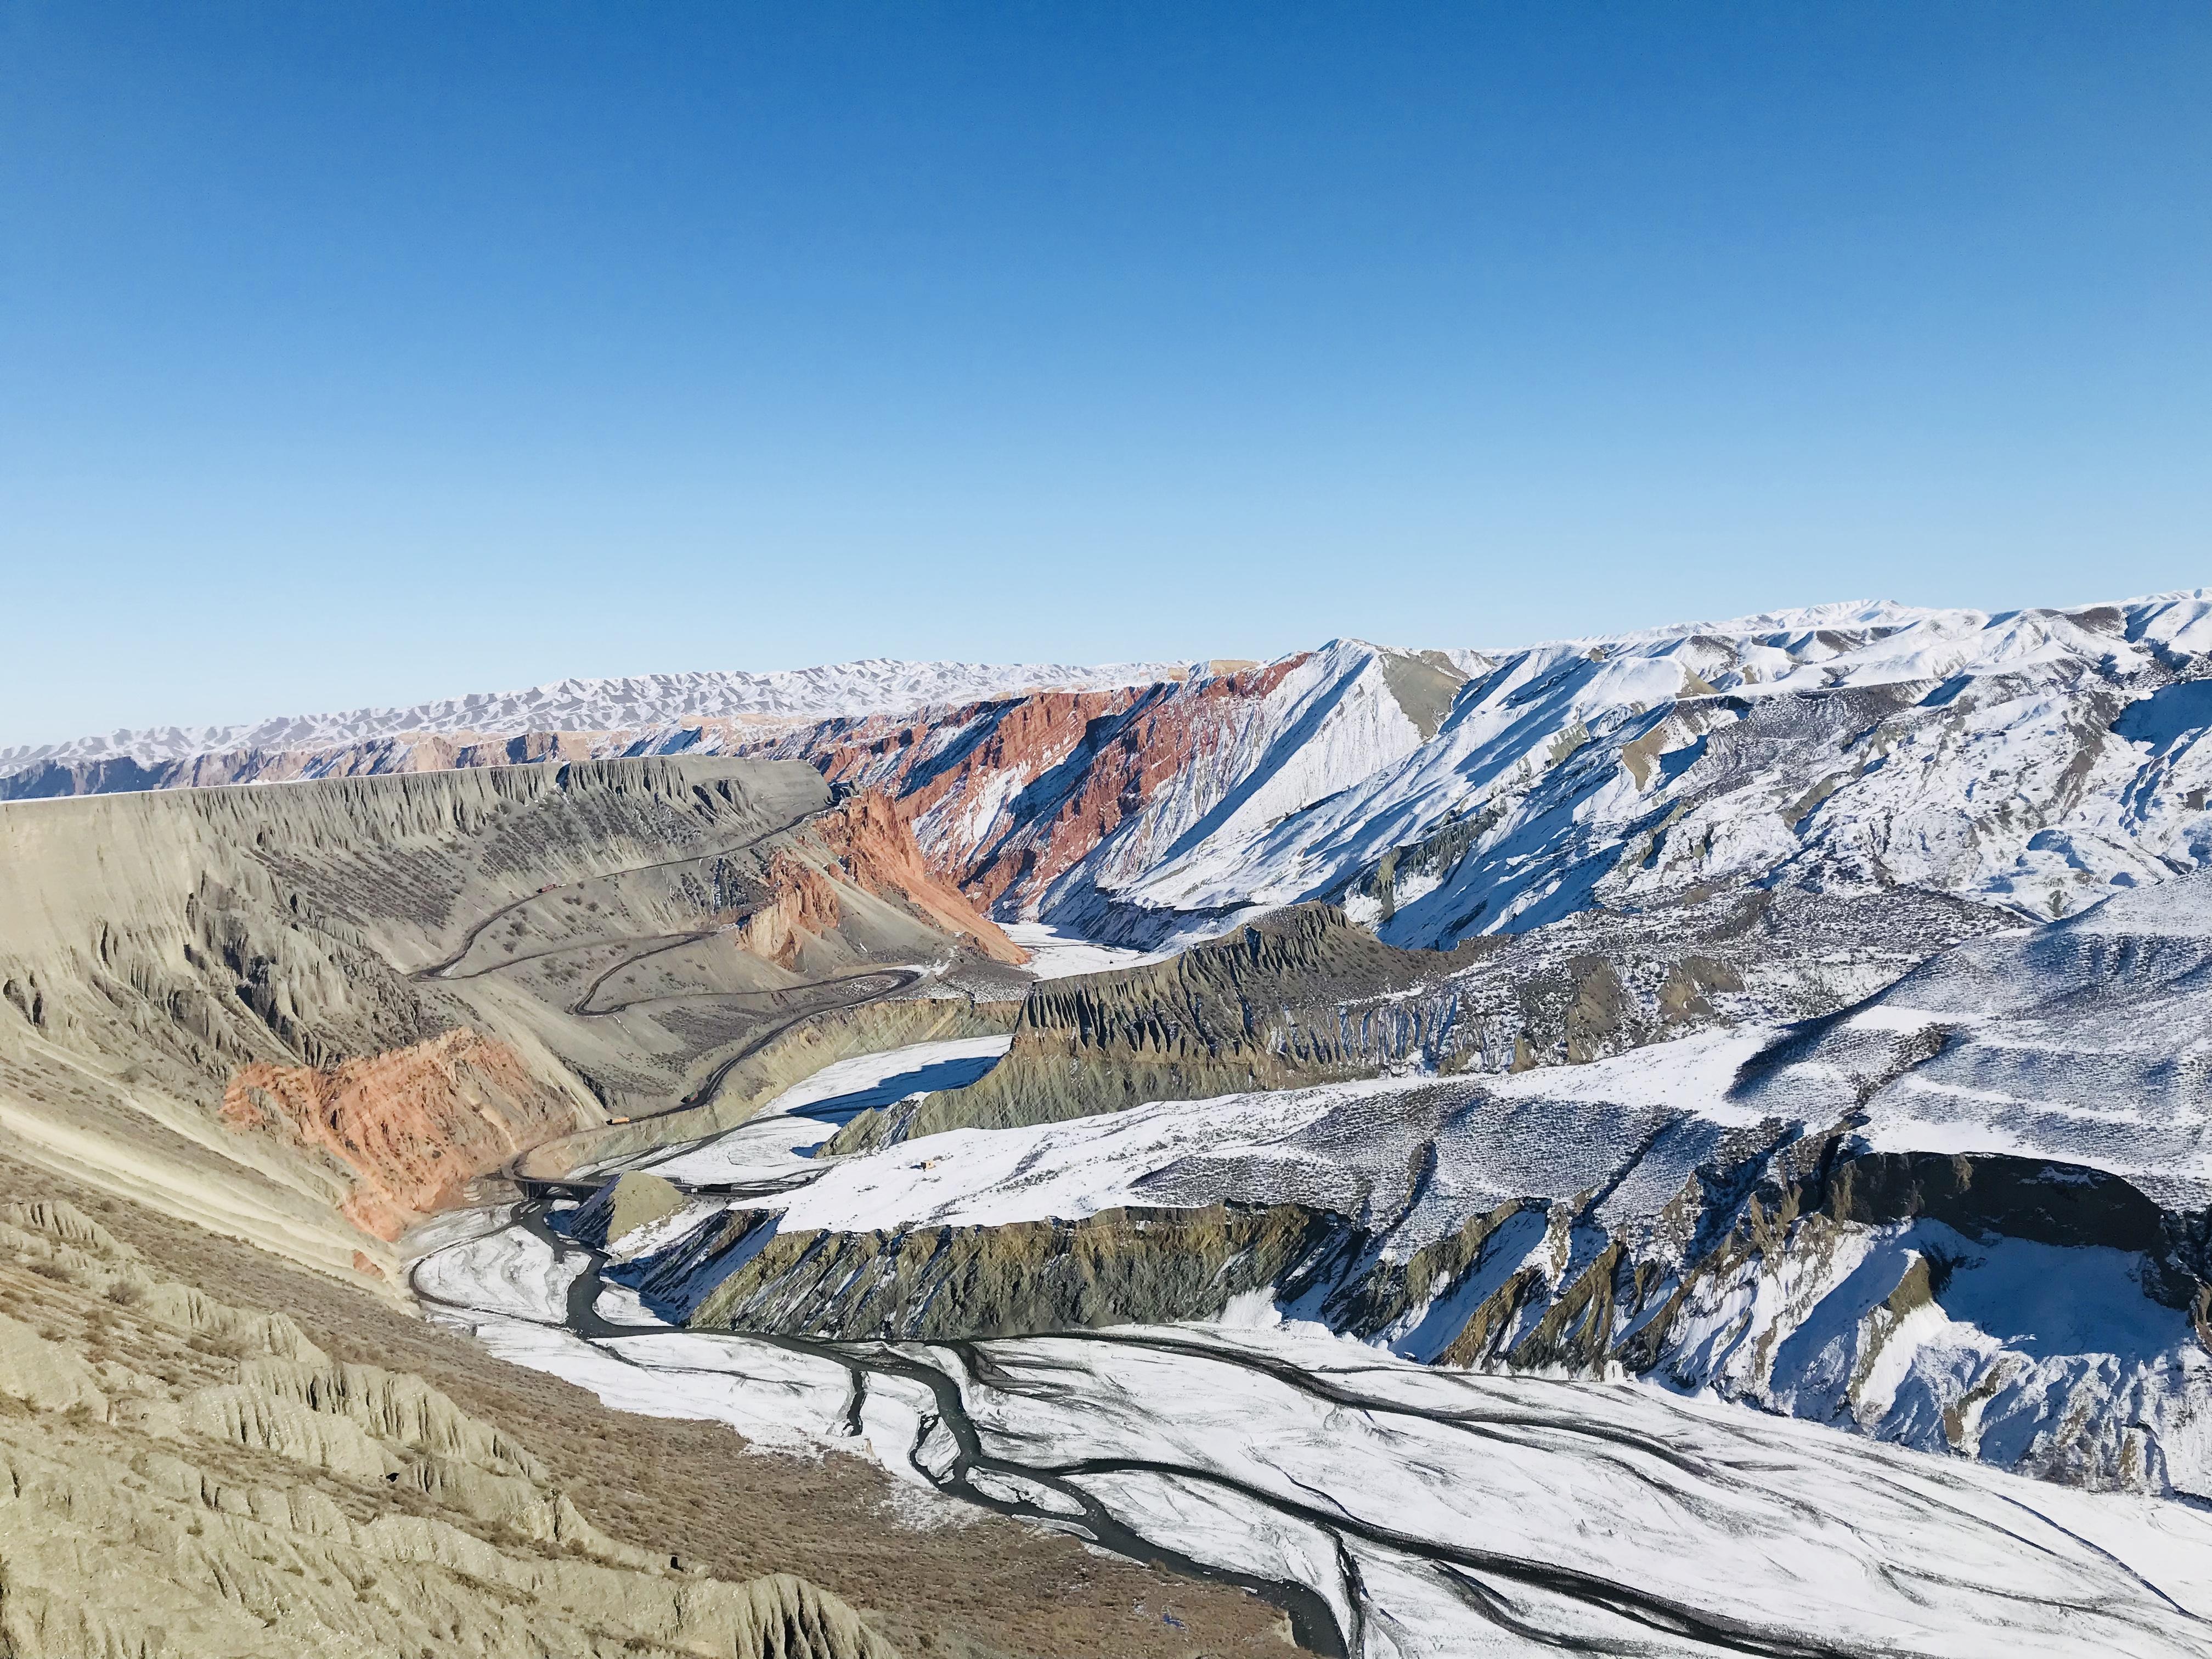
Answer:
413;1043;2212;1658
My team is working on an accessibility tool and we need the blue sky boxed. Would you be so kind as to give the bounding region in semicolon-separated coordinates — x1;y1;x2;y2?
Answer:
3;3;2207;746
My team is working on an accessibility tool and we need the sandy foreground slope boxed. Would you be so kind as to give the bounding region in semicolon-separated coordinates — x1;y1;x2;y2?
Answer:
0;1149;1295;1658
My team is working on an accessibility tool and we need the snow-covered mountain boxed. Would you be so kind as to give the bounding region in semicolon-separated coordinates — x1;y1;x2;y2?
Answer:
22;590;2212;955
1115;591;2212;942
686;591;2212;951
0;657;1194;775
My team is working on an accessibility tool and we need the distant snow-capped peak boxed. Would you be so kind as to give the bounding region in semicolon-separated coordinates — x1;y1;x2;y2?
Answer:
0;657;1198;772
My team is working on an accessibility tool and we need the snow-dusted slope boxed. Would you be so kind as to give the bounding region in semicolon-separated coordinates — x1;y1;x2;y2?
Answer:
1096;591;2212;943
1037;640;1451;930
0;658;1192;773
727;639;1477;932
414;1024;2212;1654
549;871;2212;1499
1736;870;2212;1206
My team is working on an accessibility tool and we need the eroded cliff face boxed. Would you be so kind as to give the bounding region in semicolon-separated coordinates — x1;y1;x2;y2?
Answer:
800;789;1026;964
0;1197;896;1659
731;664;1315;919
0;759;1006;1269
0;643;1479;947
0;721;795;801
829;888;2004;1154
831;905;1492;1150
222;1031;578;1240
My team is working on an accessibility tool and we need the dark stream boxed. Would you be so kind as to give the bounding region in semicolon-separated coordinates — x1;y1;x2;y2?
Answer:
414;1195;1953;1659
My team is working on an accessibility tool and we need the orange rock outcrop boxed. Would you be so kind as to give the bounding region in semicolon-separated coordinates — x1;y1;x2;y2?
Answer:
222;1030;583;1240
735;854;851;969
814;789;1028;962
734;790;1029;967
738;663;1306;916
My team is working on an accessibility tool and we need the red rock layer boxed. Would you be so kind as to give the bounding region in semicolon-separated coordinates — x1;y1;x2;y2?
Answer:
735;853;850;970
221;1030;583;1240
734;661;1306;915
735;789;1029;966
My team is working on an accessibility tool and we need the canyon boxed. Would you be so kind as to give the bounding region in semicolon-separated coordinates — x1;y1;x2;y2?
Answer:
9;588;2212;1654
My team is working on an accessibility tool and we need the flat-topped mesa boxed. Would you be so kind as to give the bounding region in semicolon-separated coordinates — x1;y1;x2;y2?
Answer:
0;757;1008;1273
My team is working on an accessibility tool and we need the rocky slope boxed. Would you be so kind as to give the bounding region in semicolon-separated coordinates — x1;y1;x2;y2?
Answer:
827;907;1492;1150
0;758;1011;1273
727;642;1478;928
832;883;2012;1152
0;1195;895;1659
29;593;2212;967
2;639;1481;946
1126;592;2212;944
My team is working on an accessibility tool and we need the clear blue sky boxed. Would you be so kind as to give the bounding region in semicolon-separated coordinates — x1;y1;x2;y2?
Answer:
4;3;2207;746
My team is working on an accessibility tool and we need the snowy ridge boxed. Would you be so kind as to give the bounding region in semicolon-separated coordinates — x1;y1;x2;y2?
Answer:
1040;639;1435;925
1089;589;2212;939
627;883;2212;1499
0;657;1194;771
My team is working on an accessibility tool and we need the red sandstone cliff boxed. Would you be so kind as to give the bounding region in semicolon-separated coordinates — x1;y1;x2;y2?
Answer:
736;790;1029;967
814;789;1029;961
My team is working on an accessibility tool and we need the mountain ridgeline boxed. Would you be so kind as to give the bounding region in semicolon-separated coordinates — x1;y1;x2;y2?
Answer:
12;591;2212;1577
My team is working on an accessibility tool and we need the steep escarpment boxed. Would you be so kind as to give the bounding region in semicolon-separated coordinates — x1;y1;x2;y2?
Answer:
627;876;2212;1501
798;788;1025;963
732;659;1359;921
0;759;1007;1271
653;1115;2212;1499
754;641;1477;934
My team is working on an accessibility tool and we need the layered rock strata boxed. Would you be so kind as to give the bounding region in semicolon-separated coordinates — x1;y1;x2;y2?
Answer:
831;905;1491;1149
623;876;2212;1500
831;887;2008;1153
0;758;1007;1268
